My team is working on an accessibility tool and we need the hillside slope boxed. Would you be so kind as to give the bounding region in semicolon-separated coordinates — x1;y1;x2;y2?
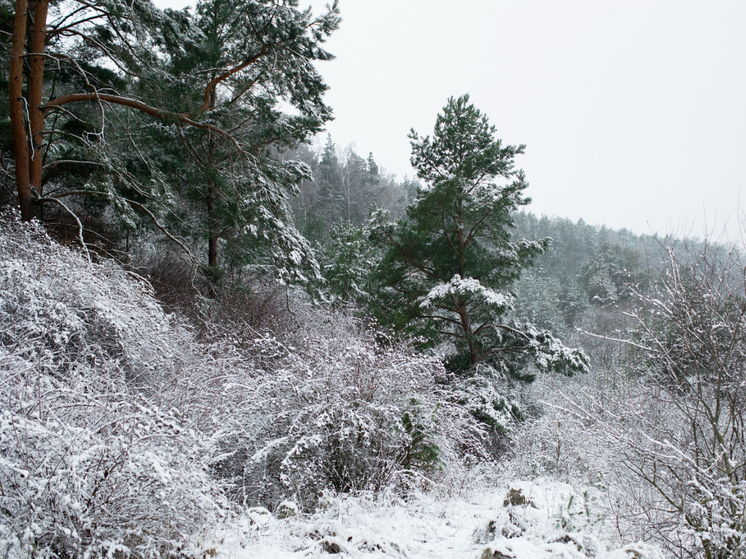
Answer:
0;211;663;559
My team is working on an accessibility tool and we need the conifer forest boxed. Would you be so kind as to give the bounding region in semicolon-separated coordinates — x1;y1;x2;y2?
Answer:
1;2;744;558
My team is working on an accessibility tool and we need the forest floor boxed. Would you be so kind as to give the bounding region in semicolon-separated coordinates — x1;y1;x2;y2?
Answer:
206;478;662;559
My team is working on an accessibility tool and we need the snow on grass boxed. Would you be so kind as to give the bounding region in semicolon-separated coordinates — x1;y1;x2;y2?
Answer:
207;478;663;558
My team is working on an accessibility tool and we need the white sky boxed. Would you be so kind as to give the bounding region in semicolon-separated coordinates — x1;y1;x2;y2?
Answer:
155;0;746;240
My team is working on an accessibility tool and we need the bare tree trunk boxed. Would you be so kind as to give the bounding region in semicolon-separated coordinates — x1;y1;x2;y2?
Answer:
9;0;31;220
9;0;49;221
28;0;49;200
207;188;218;268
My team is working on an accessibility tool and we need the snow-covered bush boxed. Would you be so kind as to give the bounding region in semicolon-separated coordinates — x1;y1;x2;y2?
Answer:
213;312;483;510
454;374;523;434
0;211;179;388
536;240;746;559
615;243;746;559
0;383;221;558
0;211;225;558
505;370;616;485
0;210;491;556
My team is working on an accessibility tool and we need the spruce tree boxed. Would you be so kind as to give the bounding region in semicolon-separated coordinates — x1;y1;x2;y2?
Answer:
313;135;345;227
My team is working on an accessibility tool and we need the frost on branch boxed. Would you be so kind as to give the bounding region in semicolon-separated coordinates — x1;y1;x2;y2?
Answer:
211;313;485;510
518;322;590;376
0;211;223;558
568;241;746;559
453;375;522;433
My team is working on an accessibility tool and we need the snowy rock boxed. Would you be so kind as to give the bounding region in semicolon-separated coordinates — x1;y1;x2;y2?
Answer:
481;538;516;559
248;506;271;527
503;488;531;507
276;501;299;519
599;543;665;559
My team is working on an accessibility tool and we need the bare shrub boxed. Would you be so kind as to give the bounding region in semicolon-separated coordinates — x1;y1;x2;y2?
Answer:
194;279;296;341
129;248;198;314
0;211;225;558
210;309;484;510
128;245;298;340
560;239;746;559
45;205;127;261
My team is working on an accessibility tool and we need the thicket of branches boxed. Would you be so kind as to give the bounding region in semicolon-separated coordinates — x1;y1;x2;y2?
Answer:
0;211;487;557
619;242;746;559
515;239;746;559
0;211;224;558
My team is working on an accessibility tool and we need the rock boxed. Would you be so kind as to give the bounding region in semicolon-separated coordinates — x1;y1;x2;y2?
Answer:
503;488;528;507
276;500;298;519
247;506;270;523
480;542;516;559
320;539;342;554
553;533;583;552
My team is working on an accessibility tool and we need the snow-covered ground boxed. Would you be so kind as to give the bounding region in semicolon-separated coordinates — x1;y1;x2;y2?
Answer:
205;479;662;559
0;214;671;559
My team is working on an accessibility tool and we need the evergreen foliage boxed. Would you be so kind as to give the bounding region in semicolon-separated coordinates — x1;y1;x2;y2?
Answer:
511;211;670;333
289;138;413;246
370;95;588;378
4;0;339;283
317;219;378;307
141;0;340;277
579;242;649;306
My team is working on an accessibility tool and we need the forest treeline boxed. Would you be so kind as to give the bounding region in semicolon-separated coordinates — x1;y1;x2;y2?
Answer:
0;0;688;337
2;2;745;559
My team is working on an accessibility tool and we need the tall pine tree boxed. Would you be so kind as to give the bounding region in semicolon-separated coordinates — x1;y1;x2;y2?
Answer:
5;0;338;281
371;95;587;377
148;0;339;278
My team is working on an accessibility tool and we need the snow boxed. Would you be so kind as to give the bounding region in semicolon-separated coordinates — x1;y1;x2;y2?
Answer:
204;480;662;559
420;275;514;312
0;212;666;559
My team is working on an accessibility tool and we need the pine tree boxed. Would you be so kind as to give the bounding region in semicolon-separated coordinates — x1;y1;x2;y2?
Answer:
579;242;648;306
319;220;376;307
371;95;587;377
312;135;344;225
148;0;339;278
7;0;205;228
6;0;338;282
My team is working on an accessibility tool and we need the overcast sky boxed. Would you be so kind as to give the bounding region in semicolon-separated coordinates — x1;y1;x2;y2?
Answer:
155;0;746;240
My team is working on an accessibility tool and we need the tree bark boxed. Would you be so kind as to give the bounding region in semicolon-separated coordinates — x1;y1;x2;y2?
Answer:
457;302;478;364
9;0;31;220
207;187;218;268
206;86;219;269
27;0;50;200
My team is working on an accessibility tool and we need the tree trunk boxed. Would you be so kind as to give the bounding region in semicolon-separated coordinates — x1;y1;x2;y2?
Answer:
9;0;50;221
9;0;31;220
208;235;218;268
458;303;479;364
207;186;218;267
27;0;50;199
455;196;476;362
206;86;219;269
